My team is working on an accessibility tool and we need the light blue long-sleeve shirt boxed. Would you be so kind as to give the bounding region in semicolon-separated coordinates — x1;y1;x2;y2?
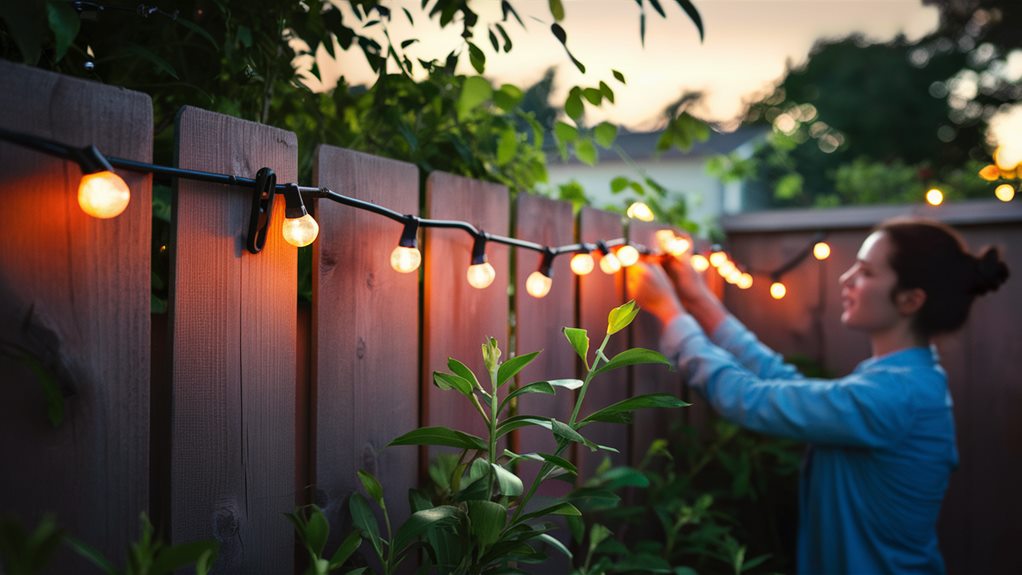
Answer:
661;314;958;575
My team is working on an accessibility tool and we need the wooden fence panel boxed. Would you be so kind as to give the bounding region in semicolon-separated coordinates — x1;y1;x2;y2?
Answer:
627;222;684;464
312;147;420;547
0;60;152;571
422;173;509;456
575;208;627;477
169;107;296;573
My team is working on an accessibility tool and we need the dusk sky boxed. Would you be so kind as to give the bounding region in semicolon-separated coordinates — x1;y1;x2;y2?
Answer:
303;1;942;129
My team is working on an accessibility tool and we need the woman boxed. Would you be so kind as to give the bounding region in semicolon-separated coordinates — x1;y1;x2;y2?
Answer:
628;217;1009;574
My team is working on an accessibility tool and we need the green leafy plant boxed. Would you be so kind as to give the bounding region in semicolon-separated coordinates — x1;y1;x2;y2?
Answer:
65;513;217;575
0;515;64;575
287;505;364;575
342;301;686;573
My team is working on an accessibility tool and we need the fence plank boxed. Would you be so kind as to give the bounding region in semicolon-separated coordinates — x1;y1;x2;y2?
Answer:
169;106;296;573
627;221;684;464
312;146;420;551
422;173;509;458
575;208;627;477
0;61;152;571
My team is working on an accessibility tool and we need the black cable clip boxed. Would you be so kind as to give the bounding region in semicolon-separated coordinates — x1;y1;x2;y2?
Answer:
246;167;276;254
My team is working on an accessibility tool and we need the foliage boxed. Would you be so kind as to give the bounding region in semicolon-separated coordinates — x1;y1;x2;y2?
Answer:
0;515;64;575
287;506;364;575
335;301;685;573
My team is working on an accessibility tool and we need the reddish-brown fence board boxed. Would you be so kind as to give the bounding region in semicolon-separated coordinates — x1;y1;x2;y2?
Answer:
169;107;296;573
422;173;510;453
513;195;575;468
0;61;152;571
722;202;1022;574
311;147;420;545
575;208;627;476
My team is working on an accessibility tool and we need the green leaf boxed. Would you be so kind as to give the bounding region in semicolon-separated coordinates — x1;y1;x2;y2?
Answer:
562;327;589;365
598;80;615;103
392;505;460;554
554;121;579;145
458;76;492;119
582;88;602;106
357;470;385;509
46;1;79;62
613;69;626;84
599;467;650;490
493;84;524;111
610;176;630;194
497;129;517;166
349;493;382;558
151;540;220;574
447;358;482;392
468;42;486;73
467;500;506;548
328;530;362;569
500;382;555;412
674;0;705;41
606;300;638;335
495;416;551;439
580;393;689;425
537;533;572;559
433;371;474;397
491;463;523;496
497;351;541;388
564;90;584;121
589;523;612;553
550;420;595;451
65;536;117;575
547;379;583;390
575;139;597;166
548;0;565;21
592;348;672;378
593;122;617;148
389;427;487;451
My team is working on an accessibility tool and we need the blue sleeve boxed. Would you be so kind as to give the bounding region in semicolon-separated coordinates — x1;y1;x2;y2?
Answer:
660;315;916;447
708;314;803;380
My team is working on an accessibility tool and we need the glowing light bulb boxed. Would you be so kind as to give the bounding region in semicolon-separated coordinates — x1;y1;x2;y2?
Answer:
282;213;320;247
995;184;1015;202
616;245;640;267
726;269;743;284
994;145;1022;172
667;237;691;257
925;188;944;206
78;170;130;218
691;254;710;272
526;271;553;298
813;241;831;260
626;201;655;221
737;273;753;290
770;281;787;300
655;229;677;252
570;253;595;275
599;252;622;274
467;262;496;289
717;261;736;278
978;164;1000;182
390;246;421;273
709;251;728;267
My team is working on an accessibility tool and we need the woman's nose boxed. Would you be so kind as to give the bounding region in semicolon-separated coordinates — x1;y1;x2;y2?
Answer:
839;268;853;286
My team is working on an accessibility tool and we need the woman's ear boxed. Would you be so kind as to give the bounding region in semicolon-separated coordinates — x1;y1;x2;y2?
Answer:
895;287;926;317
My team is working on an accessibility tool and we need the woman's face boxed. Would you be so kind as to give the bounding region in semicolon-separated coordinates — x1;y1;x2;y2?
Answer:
839;231;903;332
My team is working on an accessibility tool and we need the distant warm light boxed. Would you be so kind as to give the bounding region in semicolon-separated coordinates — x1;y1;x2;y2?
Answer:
813;241;831;260
726;269;743;284
978;164;1001;181
655;229;677;252
667;237;691;257
78;170;130;218
626;201;655;221
691;254;710;272
282;213;320;247
390;246;421;273
770;281;787;300
709;251;728;267
737;273;753;290
599;252;622;274
717;261;737;278
570;253;595;275
467;262;496;289
925;188;944;206
616;245;640;267
525;271;553;298
995;184;1015;202
994;145;1022;173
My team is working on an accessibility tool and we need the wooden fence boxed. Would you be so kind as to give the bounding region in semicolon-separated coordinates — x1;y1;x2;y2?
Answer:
2;61;1020;575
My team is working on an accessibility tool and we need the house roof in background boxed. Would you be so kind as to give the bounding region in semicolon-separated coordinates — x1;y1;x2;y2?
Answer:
548;125;768;166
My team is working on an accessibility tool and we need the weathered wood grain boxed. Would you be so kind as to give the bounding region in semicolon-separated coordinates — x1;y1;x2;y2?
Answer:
0;60;152;572
169;107;296;573
312;146;420;552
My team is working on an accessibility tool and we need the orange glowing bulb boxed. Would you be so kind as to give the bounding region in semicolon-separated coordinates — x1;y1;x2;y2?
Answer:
813;241;831;260
925;188;944;206
390;246;421;273
282;213;320;247
717;261;736;278
737;273;753;290
667;237;691;256
726;269;743;284
770;281;787;300
616;245;640;267
78;170;130;218
709;251;728;267
626;201;655;221
599;252;622;274
525;271;553;298
467;262;497;289
995;184;1015;202
570;253;595;275
655;229;677;252
691;254;710;272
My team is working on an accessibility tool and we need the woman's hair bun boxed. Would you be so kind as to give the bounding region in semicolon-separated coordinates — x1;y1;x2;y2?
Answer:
972;247;1010;295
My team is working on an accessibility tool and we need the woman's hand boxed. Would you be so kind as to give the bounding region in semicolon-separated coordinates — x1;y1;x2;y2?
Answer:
627;261;685;326
662;253;727;334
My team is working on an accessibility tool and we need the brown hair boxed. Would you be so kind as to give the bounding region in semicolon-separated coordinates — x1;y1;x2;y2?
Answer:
877;217;1010;338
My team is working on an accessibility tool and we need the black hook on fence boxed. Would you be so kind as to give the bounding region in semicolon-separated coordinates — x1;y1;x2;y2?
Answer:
246;167;276;254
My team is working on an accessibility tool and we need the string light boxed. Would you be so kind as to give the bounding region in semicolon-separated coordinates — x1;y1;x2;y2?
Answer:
78;170;131;219
717;261;737;278
655;229;677;252
995;184;1015;203
282;186;319;247
626;201;655;222
525;251;555;299
925;188;944;206
691;254;710;272
770;281;787;300
725;269;743;284
570;252;595;275
390;219;421;273
813;241;831;260
667;236;691;256
616;245;640;267
737;273;753;290
467;235;496;289
599;252;622;275
709;247;728;268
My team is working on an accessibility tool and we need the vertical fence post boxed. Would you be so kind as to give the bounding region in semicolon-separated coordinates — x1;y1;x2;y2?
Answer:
168;106;296;573
0;61;152;571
